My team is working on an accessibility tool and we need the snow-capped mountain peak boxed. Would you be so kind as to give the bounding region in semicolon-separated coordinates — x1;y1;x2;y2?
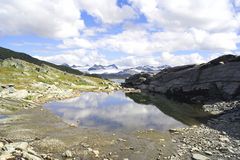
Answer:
70;64;170;77
87;64;119;73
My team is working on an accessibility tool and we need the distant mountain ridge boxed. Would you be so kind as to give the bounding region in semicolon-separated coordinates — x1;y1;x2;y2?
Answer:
71;63;170;79
88;64;118;71
0;47;83;76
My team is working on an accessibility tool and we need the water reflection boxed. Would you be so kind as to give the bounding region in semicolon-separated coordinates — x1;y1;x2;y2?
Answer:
126;93;210;125
109;79;125;84
45;91;187;132
0;115;7;119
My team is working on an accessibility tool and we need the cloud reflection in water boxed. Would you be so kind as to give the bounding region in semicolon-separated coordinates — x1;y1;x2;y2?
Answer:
45;91;185;132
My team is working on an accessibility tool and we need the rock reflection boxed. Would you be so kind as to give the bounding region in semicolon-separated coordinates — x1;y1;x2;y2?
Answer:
45;91;186;132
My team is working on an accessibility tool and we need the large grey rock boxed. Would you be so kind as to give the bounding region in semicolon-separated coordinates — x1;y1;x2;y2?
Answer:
123;55;240;102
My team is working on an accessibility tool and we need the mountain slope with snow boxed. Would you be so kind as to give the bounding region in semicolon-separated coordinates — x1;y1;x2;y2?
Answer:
71;64;170;79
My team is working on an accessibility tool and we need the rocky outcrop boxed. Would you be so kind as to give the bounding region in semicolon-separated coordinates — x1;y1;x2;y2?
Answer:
123;55;240;103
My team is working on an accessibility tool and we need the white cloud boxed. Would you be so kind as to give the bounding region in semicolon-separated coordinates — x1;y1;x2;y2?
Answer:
130;0;239;32
1;0;240;68
58;38;93;49
235;0;240;7
158;52;221;66
113;53;222;67
0;0;84;38
35;49;108;66
59;28;239;55
34;48;226;67
76;0;137;24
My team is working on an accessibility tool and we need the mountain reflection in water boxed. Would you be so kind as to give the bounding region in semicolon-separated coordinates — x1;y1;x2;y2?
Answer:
45;91;209;132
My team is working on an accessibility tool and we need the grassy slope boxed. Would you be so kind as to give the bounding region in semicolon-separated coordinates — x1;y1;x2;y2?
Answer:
0;47;119;105
0;47;84;76
0;58;110;91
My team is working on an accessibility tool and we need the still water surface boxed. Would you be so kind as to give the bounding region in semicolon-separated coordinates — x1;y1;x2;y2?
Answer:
0;115;7;119
45;91;208;132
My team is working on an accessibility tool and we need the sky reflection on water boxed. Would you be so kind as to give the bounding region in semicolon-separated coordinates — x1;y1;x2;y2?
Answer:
45;91;185;132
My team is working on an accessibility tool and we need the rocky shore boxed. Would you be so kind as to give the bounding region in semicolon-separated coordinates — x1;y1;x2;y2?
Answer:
171;102;240;160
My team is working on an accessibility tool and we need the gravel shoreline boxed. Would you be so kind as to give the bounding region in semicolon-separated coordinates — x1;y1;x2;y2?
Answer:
170;102;240;160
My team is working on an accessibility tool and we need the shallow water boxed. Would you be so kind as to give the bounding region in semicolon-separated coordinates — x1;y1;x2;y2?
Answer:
0;115;7;119
109;79;125;84
45;91;208;132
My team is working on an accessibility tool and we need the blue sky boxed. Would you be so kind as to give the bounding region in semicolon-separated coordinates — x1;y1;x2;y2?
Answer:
0;0;240;67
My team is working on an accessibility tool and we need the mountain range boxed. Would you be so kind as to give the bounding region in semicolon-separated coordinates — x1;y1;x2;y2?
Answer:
71;63;170;79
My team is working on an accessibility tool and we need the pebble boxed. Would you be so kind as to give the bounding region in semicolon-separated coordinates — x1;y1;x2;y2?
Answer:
92;150;99;155
0;142;4;149
192;153;209;160
62;150;73;158
191;147;200;152
204;151;212;155
81;142;90;148
169;128;180;134
69;123;77;127
219;137;230;143
172;139;177;143
117;138;127;142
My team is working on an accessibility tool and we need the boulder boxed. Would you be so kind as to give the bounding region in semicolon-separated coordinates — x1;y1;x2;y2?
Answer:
123;55;240;103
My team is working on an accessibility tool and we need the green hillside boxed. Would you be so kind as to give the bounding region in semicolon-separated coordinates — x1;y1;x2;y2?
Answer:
0;47;120;104
0;47;83;76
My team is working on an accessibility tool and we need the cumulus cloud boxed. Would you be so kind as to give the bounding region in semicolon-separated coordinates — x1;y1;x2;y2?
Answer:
35;49;223;68
130;0;239;32
235;0;240;7
0;0;136;37
59;28;239;55
0;0;84;38
52;0;240;55
58;38;93;49
76;0;137;24
35;49;108;66
1;0;240;67
113;53;222;67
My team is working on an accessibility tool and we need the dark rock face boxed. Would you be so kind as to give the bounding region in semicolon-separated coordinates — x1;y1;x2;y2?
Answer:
123;55;240;103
